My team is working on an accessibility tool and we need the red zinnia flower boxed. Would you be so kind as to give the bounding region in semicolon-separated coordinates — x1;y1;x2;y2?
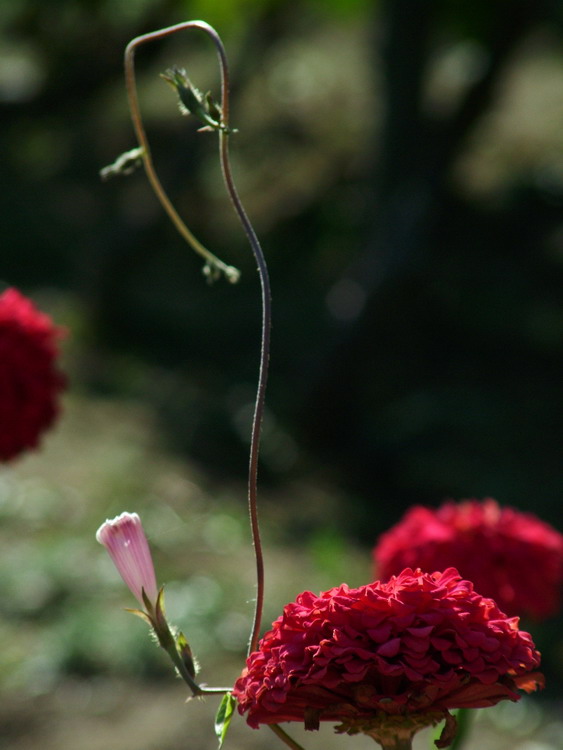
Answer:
0;287;66;461
233;568;542;748
373;499;563;620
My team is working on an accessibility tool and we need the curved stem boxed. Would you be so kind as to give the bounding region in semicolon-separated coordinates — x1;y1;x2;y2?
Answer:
124;23;240;282
269;724;308;750
124;20;270;658
212;28;270;658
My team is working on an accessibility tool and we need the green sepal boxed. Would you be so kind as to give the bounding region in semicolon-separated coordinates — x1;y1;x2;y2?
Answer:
125;607;153;626
152;587;176;651
141;585;160;616
161;67;218;127
161;66;234;133
214;692;236;749
153;587;166;622
178;81;206;118
176;630;198;679
205;92;223;124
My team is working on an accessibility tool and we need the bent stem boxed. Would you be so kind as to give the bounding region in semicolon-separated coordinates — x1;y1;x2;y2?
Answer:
212;35;270;657
143;592;232;697
124;24;240;283
125;20;269;659
163;642;231;696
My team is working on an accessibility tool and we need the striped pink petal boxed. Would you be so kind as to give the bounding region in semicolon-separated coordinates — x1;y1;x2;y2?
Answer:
96;512;158;607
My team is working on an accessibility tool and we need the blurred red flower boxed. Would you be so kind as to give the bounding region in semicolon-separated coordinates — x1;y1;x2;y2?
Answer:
373;499;563;619
233;568;542;747
0;288;66;461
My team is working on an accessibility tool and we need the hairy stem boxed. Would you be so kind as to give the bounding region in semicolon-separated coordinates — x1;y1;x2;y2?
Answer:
211;27;270;658
124;20;269;658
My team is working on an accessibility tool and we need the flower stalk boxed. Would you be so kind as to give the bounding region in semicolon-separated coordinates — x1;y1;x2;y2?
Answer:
153;20;270;658
101;21;272;725
215;34;271;661
138;589;232;697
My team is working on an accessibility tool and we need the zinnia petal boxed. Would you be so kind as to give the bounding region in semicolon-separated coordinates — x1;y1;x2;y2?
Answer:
233;568;542;743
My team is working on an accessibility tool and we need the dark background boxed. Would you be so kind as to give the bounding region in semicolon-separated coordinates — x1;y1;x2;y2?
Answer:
0;1;561;747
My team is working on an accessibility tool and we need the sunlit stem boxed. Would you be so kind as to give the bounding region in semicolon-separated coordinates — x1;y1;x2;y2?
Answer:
269;724;308;750
167;647;232;696
124;20;269;659
166;20;269;657
214;56;270;658
124;24;240;283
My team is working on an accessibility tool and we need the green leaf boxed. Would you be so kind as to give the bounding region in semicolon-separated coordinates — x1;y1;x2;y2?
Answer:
214;693;236;749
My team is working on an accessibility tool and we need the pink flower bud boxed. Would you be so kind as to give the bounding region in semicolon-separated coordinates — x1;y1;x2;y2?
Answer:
96;512;158;607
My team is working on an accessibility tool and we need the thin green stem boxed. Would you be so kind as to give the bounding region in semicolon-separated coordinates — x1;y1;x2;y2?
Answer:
124;24;240;282
152;613;232;696
269;724;308;750
163;635;231;696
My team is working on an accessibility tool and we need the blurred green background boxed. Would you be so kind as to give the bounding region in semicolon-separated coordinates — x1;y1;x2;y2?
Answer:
0;0;562;748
